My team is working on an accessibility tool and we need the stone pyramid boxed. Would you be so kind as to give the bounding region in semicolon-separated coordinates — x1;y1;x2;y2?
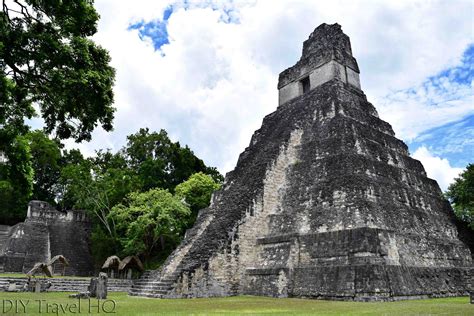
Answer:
130;23;473;301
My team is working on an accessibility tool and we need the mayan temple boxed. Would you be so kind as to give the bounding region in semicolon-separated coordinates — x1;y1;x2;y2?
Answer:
130;23;473;301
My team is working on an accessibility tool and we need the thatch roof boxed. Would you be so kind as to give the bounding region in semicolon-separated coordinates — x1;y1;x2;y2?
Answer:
118;256;144;272
48;255;70;266
26;262;53;278
101;255;121;270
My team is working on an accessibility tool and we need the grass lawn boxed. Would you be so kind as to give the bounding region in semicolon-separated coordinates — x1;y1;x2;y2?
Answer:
0;292;472;315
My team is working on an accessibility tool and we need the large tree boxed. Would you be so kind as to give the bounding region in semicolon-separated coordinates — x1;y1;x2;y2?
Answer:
27;129;62;204
59;150;140;237
0;133;33;224
1;0;115;141
124;128;223;191
108;188;190;260
445;163;474;230
175;172;221;222
56;128;224;264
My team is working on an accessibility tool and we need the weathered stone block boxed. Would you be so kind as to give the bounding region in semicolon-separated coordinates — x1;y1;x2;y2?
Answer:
0;201;93;276
34;281;41;293
7;282;17;292
96;273;108;299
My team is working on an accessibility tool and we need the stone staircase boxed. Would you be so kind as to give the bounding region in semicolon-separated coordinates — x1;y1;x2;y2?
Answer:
129;270;181;298
0;276;133;292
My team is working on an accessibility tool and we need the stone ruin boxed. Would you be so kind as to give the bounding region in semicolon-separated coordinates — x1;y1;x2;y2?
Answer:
0;200;94;276
130;23;474;301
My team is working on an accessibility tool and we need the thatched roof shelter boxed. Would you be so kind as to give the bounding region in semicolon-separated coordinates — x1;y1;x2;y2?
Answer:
26;262;53;278
101;255;121;270
48;255;70;267
118;256;144;272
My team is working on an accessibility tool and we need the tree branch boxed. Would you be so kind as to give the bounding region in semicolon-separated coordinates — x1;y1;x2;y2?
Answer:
13;0;41;23
2;0;12;23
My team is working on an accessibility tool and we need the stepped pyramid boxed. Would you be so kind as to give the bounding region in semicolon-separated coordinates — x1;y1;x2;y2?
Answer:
130;23;473;301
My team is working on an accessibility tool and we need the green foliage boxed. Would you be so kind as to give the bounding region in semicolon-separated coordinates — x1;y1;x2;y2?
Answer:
27;130;62;204
445;163;474;229
90;224;120;266
175;172;221;219
0;0;115;141
59;150;140;237
0;121;224;263
56;129;223;264
55;148;87;208
109;188;190;258
0;133;33;224
124;128;223;191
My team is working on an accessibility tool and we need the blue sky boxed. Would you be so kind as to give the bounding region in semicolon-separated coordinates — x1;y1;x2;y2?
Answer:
127;6;173;51
127;2;240;52
62;0;473;192
409;115;473;168
404;44;473;168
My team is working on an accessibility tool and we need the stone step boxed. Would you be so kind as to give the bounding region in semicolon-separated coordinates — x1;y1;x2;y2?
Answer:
0;277;132;292
127;269;177;297
131;283;171;289
133;279;173;285
160;277;179;283
131;284;171;290
131;286;171;292
129;291;164;298
129;288;169;295
130;282;172;289
131;284;171;291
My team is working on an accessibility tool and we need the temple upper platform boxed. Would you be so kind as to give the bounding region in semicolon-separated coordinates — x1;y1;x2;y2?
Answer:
278;23;361;105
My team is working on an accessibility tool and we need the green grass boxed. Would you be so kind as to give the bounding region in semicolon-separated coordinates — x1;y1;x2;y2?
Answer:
0;292;472;315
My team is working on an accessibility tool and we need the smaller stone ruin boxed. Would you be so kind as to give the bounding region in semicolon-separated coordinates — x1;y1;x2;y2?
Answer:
0;201;94;276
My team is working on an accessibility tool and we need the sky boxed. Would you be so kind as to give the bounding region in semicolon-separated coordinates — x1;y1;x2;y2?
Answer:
59;0;473;191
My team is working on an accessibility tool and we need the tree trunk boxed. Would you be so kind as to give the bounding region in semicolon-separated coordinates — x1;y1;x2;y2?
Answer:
160;235;165;250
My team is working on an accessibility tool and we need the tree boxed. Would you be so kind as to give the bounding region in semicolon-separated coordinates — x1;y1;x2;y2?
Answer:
59;150;140;237
1;0;115;141
445;164;474;230
54;128;223;265
175;172;221;221
0;133;33;224
59;129;224;228
108;188;190;260
27;130;62;204
55;148;85;208
124;128;223;191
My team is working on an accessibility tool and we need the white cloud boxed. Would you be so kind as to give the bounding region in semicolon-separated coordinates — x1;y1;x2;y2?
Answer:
375;60;474;141
61;0;473;187
412;146;463;191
